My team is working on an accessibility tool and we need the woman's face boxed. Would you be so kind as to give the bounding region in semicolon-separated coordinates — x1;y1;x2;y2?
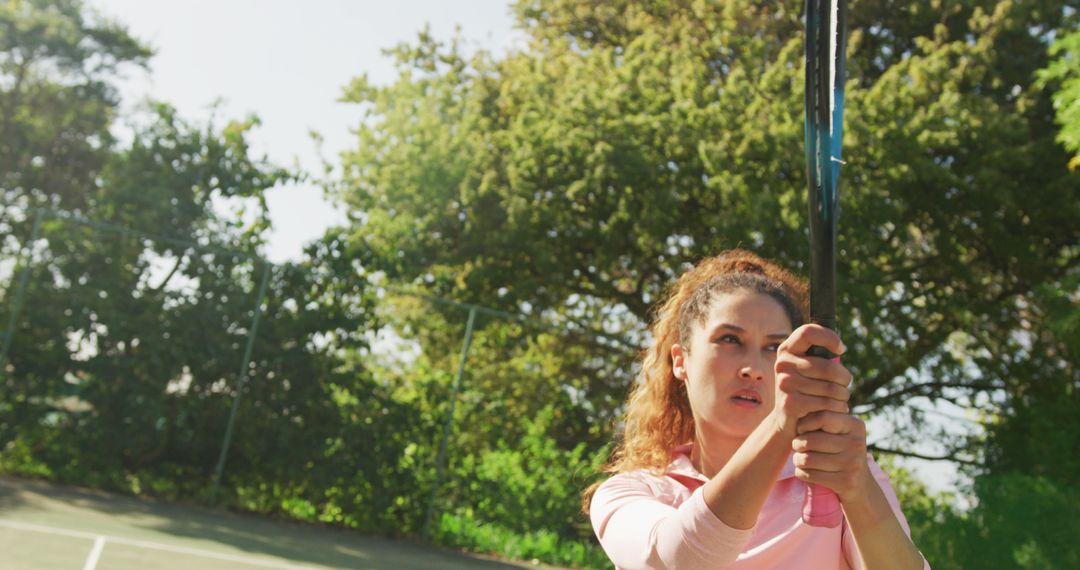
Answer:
671;289;794;443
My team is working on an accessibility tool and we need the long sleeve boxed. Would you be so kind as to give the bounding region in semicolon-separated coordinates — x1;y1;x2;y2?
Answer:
590;472;755;569
841;456;932;570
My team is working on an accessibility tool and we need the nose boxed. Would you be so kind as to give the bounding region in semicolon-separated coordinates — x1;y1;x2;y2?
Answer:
739;355;766;382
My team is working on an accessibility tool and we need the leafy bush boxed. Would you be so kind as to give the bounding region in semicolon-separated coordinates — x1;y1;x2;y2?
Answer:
436;512;609;569
462;405;606;535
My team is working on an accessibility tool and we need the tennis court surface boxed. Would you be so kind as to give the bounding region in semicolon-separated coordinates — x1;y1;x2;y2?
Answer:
0;476;555;570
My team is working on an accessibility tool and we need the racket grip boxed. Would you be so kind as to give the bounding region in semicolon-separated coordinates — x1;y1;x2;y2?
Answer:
802;345;843;527
805;345;837;359
802;483;843;527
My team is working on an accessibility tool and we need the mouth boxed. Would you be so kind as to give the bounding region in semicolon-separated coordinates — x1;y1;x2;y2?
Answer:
731;390;762;407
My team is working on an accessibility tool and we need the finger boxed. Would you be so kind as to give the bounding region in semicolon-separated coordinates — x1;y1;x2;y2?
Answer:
792;431;852;454
793;467;857;495
776;374;850;408
775;357;852;394
793;454;870;499
779;324;845;358
799;395;850;416
776;354;853;387
792;450;843;474
796;411;865;436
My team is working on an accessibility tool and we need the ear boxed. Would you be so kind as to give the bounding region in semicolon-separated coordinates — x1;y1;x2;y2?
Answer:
671;343;688;381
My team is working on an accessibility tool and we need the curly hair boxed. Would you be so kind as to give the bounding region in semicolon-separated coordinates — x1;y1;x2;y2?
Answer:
582;249;808;514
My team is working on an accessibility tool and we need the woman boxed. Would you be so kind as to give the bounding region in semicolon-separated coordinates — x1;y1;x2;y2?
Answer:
585;250;928;569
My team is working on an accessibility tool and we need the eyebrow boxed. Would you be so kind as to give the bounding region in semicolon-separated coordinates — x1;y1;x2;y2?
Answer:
710;323;790;340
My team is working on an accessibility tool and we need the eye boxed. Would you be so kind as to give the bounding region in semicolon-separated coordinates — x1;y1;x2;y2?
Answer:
765;343;781;353
715;334;741;345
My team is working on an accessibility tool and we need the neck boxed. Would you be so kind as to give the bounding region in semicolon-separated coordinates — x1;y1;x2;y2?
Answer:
689;426;746;478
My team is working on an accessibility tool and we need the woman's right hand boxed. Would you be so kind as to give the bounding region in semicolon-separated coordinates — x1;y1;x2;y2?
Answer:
770;324;852;438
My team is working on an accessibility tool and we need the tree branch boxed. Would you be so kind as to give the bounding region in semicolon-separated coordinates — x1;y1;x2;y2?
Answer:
868;443;980;467
150;254;187;293
858;333;943;402
861;380;1001;413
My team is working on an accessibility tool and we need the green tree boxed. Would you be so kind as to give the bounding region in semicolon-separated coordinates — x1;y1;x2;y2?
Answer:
337;0;1079;450
0;0;432;545
1038;27;1080;170
0;0;150;213
954;275;1080;568
0;99;425;534
1;104;284;482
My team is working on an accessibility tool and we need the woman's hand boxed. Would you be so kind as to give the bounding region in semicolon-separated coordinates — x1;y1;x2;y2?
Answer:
770;324;852;438
791;412;874;504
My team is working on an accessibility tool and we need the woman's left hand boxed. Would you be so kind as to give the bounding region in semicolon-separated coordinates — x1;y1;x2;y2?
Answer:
790;411;874;504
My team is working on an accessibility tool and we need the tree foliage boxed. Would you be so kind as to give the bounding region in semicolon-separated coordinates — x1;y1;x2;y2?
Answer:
1038;26;1080;170
0;0;151;213
0;0;391;529
336;1;1080;563
338;0;1079;429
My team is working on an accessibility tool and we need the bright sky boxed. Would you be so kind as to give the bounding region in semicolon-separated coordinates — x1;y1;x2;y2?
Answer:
90;0;521;263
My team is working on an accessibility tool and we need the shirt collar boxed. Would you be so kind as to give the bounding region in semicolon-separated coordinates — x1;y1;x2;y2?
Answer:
666;443;797;482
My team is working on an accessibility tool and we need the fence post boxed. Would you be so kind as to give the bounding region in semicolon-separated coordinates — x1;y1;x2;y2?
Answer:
209;261;272;506
422;304;478;541
0;209;45;381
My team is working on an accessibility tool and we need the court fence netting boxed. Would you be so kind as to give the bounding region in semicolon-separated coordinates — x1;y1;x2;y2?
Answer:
0;205;640;567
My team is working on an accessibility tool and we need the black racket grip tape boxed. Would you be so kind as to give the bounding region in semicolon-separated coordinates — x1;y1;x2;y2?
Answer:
806;345;838;359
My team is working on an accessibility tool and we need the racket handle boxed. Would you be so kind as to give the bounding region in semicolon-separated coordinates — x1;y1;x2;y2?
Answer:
802;483;842;527
801;345;843;527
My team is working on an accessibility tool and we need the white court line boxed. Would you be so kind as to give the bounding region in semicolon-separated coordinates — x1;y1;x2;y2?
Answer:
82;536;106;570
0;519;316;569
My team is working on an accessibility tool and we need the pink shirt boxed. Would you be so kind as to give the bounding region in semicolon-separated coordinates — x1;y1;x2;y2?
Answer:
590;445;929;569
